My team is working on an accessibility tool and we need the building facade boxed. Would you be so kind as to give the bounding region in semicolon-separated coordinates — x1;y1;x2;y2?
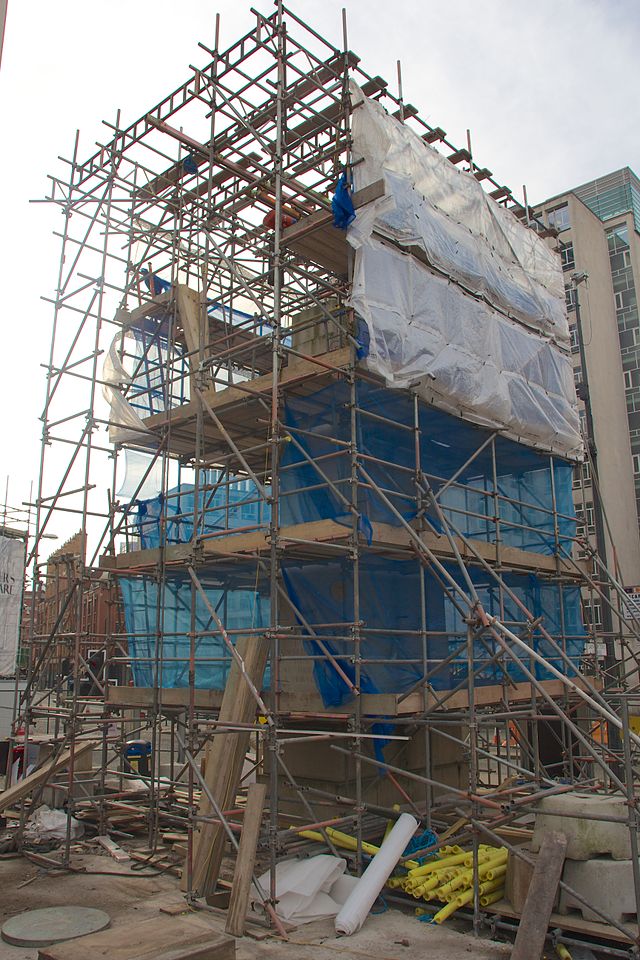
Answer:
536;168;640;626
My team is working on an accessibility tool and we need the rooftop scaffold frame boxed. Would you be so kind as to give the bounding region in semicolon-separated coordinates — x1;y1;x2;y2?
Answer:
13;2;640;953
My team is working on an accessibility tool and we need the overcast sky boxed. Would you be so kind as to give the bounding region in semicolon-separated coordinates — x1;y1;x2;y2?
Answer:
0;0;638;545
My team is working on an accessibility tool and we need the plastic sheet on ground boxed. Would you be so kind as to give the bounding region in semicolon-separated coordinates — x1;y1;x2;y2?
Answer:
254;855;357;923
24;805;84;842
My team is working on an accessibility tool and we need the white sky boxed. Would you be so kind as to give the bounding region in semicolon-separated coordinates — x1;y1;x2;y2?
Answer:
0;0;638;548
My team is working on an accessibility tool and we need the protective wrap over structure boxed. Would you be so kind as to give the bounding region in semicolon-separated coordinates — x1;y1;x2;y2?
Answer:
348;82;582;460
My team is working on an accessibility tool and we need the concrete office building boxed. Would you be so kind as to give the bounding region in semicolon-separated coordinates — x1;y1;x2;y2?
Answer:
536;168;640;626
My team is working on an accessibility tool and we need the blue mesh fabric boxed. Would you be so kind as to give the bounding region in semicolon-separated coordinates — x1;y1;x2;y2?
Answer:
281;556;585;708
280;380;576;554
119;382;583;702
119;566;269;689
134;474;270;549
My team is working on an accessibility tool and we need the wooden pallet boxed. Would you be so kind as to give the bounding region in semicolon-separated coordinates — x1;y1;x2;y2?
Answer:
38;915;235;960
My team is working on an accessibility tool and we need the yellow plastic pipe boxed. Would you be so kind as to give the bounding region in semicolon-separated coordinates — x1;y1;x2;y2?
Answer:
297;827;380;858
478;853;507;878
555;945;572;960
480;888;505;907
427;850;507;897
408;851;469;878
383;805;401;841
438;867;473;897
462;850;496;868
413;870;457;898
432;897;463;924
479;877;505;896
432;878;505;921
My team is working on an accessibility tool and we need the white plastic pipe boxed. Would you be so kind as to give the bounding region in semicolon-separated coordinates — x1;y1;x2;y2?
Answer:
334;812;418;936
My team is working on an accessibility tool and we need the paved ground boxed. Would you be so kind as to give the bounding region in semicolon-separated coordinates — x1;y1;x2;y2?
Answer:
0;851;511;960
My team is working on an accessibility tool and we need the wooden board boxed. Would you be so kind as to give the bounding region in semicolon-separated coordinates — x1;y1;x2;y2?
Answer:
106;675;600;716
189;636;270;897
37;916;235;960
485;899;636;946
281;180;386;275
505;847;539;914
96;836;130;862
0;740;97;814
101;516;588;583
142;346;351;435
225;782;267;937
511;831;567;960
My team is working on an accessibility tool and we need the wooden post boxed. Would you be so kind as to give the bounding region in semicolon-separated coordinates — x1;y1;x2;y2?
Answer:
187;635;269;897
225;781;267;937
511;831;567;960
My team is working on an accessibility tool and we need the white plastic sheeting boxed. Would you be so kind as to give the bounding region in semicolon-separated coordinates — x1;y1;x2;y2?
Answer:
348;83;582;460
23;805;84;842
116;449;164;502
103;330;153;445
335;813;418;936
254;855;358;924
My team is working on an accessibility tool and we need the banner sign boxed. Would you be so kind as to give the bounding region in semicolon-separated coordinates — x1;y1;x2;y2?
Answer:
625;587;640;623
0;535;26;677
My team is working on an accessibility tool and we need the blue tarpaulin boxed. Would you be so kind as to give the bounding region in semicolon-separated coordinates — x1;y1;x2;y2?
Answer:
332;173;356;229
120;566;269;689
119;381;584;698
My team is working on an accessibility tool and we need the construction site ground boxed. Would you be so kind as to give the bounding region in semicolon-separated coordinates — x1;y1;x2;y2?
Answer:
0;852;510;960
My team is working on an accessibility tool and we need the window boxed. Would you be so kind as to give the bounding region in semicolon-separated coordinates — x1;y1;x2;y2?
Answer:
572;465;582;489
571;461;592;489
560;242;575;271
625;369;634;390
579;409;588;437
569;324;579;352
607;224;630;253
633;454;640;476
583;600;602;629
573;366;583;386
565;286;577;310
575;501;595;533
548;204;570;232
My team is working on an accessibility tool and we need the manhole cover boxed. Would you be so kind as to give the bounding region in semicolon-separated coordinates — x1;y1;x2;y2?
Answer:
1;906;110;947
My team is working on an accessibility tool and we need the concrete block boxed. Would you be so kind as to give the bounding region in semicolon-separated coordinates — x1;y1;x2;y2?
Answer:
42;769;96;809
559;857;640;923
531;793;631;860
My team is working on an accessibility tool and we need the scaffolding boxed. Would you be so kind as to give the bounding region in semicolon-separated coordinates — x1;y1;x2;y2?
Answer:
12;4;640;954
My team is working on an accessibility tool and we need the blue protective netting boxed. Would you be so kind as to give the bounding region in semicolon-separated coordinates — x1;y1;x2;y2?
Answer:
280;380;576;555
119;566;269;689
133;473;270;550
124;298;269;419
128;328;190;418
120;381;584;698
281;555;585;708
